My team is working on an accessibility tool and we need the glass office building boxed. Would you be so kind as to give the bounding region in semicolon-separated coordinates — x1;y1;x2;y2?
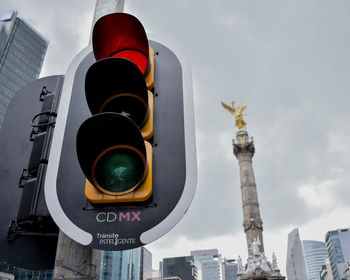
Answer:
0;11;48;129
100;247;152;280
302;240;328;280
191;249;222;280
222;259;238;280
0;260;53;280
162;256;197;280
325;229;350;280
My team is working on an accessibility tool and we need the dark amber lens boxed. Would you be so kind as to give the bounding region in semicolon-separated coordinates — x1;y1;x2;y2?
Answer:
94;148;144;193
101;95;146;127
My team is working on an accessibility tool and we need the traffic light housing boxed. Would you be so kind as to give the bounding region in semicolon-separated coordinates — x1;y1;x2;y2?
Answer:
0;76;62;269
76;13;154;203
46;12;197;251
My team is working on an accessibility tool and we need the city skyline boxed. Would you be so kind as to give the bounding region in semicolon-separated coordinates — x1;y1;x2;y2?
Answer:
0;0;350;274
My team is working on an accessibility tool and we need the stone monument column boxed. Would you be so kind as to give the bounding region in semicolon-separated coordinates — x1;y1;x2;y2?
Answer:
233;130;264;254
222;101;285;280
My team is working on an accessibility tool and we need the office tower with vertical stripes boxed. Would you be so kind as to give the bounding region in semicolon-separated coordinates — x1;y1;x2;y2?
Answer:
325;228;350;280
0;11;48;129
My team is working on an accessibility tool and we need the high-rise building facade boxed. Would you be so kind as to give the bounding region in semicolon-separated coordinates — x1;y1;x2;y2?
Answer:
222;259;237;280
0;260;53;280
319;259;333;280
162;256;197;280
191;249;222;280
344;261;350;280
100;247;152;280
0;10;48;129
302;240;328;280
286;228;308;280
325;228;350;280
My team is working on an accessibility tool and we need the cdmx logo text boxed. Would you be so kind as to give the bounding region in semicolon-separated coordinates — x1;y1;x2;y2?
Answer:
96;211;141;223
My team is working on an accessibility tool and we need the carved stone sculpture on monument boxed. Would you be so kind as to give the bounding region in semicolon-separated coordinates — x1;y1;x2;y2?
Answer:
250;237;261;256
238;255;245;274
271;252;278;271
238;247;284;280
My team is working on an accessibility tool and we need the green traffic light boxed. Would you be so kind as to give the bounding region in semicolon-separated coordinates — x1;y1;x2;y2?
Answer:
94;148;145;194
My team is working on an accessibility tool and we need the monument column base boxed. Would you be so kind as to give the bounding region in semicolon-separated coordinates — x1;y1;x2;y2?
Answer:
237;239;285;280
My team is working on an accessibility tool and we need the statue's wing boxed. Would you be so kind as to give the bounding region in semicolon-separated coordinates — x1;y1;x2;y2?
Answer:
221;102;236;114
241;105;247;112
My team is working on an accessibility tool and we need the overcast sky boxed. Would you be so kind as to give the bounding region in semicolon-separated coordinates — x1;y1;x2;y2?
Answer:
1;0;350;274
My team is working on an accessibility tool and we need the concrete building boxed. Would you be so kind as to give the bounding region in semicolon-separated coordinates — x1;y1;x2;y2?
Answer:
162;256;197;280
100;247;152;280
302;240;328;280
0;10;47;129
151;262;162;280
325;228;350;280
344;261;350;280
286;228;308;280
191;249;222;280
319;259;334;280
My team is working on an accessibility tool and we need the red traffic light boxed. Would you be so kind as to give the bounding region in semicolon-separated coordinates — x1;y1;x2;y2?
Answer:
92;13;149;75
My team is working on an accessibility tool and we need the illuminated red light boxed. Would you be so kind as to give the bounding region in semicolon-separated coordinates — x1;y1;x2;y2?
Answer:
93;13;149;75
111;50;148;75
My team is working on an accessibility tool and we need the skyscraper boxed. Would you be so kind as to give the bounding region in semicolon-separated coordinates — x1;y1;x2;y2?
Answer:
162;256;197;280
0;11;48;129
302;240;328;280
319;259;334;280
222;259;238;280
325;228;350;280
286;228;308;280
191;249;222;280
100;247;152;280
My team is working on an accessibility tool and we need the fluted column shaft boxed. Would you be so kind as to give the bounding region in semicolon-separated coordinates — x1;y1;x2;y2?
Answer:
233;130;264;255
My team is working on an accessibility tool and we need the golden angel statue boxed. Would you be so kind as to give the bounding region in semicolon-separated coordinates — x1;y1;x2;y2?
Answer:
221;101;247;130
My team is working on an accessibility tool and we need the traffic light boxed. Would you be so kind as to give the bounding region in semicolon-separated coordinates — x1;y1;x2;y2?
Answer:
46;12;197;251
76;13;155;204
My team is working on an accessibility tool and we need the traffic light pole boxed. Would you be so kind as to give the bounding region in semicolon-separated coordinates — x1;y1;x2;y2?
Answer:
53;232;100;280
54;1;125;278
52;47;100;279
